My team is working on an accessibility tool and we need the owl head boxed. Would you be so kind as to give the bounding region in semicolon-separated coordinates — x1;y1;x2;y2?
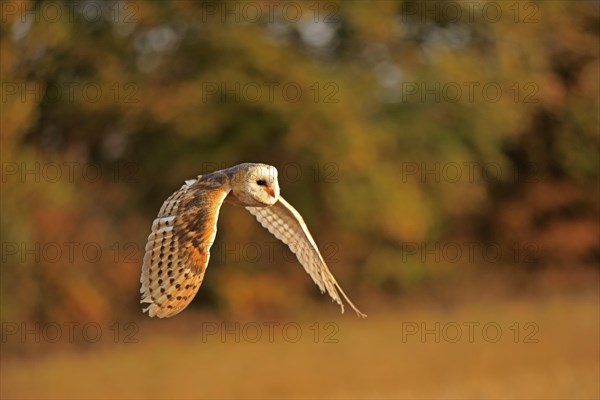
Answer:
229;163;280;207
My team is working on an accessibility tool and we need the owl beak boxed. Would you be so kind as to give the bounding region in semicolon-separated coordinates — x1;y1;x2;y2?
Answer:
265;187;276;198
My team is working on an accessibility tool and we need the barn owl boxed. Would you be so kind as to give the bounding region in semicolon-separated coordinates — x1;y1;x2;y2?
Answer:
140;163;366;318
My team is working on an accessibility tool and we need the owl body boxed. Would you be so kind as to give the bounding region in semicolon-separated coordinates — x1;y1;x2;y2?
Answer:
140;163;366;318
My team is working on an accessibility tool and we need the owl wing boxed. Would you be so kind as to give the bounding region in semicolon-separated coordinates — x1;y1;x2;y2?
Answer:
140;177;228;318
246;197;366;317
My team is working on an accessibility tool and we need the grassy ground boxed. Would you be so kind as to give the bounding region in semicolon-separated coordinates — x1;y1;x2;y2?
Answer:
1;290;598;399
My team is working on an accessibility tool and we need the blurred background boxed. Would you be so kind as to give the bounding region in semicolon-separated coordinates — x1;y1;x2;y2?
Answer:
1;1;598;398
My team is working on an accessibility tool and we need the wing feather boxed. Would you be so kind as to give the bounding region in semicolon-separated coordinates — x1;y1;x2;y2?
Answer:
140;177;229;318
246;197;366;317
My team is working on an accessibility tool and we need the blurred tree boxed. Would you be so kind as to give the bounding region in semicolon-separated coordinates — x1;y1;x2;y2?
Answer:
1;0;598;324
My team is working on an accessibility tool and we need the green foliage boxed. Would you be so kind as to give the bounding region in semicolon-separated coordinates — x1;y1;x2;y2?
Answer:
1;1;598;322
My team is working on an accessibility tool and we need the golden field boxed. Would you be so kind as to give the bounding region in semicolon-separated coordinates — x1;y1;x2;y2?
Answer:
2;289;598;399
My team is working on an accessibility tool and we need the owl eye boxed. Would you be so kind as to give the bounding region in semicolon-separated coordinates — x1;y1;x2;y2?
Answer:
256;180;266;186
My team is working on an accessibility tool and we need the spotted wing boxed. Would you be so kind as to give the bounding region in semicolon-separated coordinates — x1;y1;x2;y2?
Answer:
140;177;228;318
246;197;366;317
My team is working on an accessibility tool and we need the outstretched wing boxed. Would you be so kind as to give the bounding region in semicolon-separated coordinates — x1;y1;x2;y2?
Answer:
140;177;229;318
246;197;366;317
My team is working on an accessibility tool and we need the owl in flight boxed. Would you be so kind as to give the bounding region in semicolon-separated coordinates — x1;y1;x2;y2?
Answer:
140;163;366;318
